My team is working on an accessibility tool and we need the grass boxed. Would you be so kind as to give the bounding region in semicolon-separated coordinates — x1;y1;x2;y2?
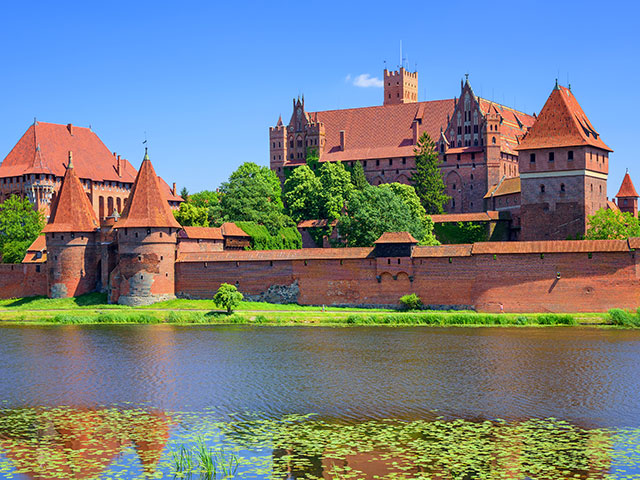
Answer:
171;437;239;479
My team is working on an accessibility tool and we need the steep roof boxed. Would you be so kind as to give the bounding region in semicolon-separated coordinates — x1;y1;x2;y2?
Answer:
517;86;611;151
616;172;639;198
305;99;454;163
484;177;521;199
477;99;536;155
221;222;249;237
0;122;138;181
22;235;47;263
116;152;181;229
373;232;418;244
42;160;99;233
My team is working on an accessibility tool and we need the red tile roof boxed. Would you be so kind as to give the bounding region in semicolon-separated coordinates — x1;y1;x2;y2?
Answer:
22;235;47;263
179;226;224;240
302;100;454;163
484;177;521;199
413;244;473;257
42;162;99;233
297;219;338;228
177;247;375;263
516;86;611;152
221;222;249;237
477;100;536;155
607;200;620;211
431;211;502;223
472;239;630;255
616;173;639;198
116;153;181;229
373;232;418;244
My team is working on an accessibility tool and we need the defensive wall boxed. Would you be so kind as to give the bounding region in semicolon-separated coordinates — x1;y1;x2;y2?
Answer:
0;264;47;299
175;238;640;313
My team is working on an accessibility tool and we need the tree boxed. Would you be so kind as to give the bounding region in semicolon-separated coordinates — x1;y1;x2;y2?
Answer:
189;190;224;227
337;185;431;247
350;161;369;190
317;162;353;221
220;162;292;234
214;283;244;313
412;132;449;214
0;195;45;263
179;187;189;202
585;208;640;240
379;183;438;245
283;165;321;222
173;202;209;227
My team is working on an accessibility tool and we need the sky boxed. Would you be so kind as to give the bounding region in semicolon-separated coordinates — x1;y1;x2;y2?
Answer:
0;0;638;195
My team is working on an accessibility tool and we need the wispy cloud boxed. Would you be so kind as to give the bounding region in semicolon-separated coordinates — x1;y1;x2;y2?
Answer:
345;74;352;83
352;73;383;88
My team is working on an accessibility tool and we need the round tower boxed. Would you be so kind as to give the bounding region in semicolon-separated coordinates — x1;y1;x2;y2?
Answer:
43;153;100;298
110;150;180;305
615;171;639;217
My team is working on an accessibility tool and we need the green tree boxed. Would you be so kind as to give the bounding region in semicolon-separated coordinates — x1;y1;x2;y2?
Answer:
214;283;244;313
283;165;321;222
379;183;438;245
0;195;45;263
173;202;209;227
412;132;449;214
220;162;293;234
337;185;429;247
350;161;369;190
179;187;189;202
189;190;224;226
317;162;353;221
585;208;640;239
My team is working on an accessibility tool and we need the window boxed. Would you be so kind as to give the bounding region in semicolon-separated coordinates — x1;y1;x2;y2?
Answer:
549;152;554;162
492;137;496;144
470;173;474;180
568;150;574;161
402;157;406;164
530;153;536;163
452;183;456;190
624;199;629;206
471;153;475;160
560;183;565;192
389;159;393;166
540;184;545;193
457;126;462;135
376;159;380;166
457;154;461;161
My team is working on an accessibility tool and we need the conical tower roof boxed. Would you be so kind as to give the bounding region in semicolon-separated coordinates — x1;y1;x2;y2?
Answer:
616;172;639;198
517;84;611;152
42;154;99;233
116;150;181;229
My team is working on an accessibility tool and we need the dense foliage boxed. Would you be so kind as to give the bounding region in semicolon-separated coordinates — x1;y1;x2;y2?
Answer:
188;190;224;227
235;221;302;250
399;293;423;311
283;165;321;222
350;160;369;190
585;208;640;239
213;283;244;313
433;221;488;244
0;195;45;263
173;202;209;227
412;132;449;214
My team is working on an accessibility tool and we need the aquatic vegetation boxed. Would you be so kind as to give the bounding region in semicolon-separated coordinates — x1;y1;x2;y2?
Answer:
609;308;640;327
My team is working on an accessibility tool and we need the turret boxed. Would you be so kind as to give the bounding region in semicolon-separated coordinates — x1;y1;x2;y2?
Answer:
43;152;100;298
110;149;181;305
269;115;287;181
615;171;639;217
383;67;418;105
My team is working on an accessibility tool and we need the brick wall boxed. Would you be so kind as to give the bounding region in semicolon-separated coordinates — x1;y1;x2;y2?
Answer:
0;264;47;298
175;248;640;313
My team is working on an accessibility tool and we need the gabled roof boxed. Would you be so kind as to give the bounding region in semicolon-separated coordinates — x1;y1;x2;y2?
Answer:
304;99;454;163
477;99;536;155
0;122;138;181
116;152;181;229
430;211;502;223
297;219;338;228
42;161;99;233
484;177;521;199
179;226;224;240
373;231;418;244
22;235;47;263
221;222;249;237
516;86;611;151
616;173;639;198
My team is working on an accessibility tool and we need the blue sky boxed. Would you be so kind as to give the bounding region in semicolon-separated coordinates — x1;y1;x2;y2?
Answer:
0;0;637;195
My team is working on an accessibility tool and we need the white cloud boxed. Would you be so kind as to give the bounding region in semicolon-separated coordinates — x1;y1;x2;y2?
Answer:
345;74;352;82
352;73;383;88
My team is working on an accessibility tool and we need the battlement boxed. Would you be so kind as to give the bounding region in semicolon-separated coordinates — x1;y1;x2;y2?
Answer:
384;68;417;79
383;68;418;106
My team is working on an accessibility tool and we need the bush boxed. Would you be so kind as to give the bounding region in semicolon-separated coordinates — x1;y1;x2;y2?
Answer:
235;221;302;250
214;283;244;313
399;294;423;311
609;308;640;327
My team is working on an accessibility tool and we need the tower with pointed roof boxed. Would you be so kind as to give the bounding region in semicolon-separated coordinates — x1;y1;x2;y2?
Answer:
109;150;181;305
516;83;612;240
269;114;288;181
615;172;639;217
42;152;100;297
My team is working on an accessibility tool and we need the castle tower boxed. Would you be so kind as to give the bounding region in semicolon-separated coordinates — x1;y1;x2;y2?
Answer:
43;152;100;298
516;82;612;240
269;115;287;181
383;67;418;105
615;172;639;217
485;106;503;191
110;150;181;305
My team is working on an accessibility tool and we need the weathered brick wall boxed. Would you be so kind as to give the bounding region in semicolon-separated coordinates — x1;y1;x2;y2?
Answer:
46;232;99;298
0;264;47;298
175;249;640;312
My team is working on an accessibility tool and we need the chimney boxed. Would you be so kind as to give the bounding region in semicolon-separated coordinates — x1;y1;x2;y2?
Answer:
67;123;73;135
117;155;121;177
412;121;419;144
172;182;176;196
339;130;346;151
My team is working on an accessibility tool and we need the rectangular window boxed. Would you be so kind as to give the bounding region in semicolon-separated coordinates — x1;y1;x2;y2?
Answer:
549;152;554;162
389;159;393;166
568;150;574;161
530;153;536;163
457;126;462;135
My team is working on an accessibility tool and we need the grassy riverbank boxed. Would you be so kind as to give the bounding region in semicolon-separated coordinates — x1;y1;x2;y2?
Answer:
0;292;622;326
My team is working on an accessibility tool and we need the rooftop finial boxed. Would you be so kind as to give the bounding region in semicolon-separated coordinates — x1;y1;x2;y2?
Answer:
465;73;469;85
554;78;559;90
144;147;149;161
67;151;73;169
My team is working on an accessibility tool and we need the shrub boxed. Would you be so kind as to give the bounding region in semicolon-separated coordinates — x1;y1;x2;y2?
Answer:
214;283;244;313
609;308;640;327
399;294;423;311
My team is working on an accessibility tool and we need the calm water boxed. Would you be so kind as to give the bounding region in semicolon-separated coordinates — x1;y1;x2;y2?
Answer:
1;325;640;479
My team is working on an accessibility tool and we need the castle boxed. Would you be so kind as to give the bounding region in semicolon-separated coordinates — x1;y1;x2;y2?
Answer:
270;70;633;241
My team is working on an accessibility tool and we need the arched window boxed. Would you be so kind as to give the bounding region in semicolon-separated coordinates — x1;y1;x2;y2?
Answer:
492;137;496;144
